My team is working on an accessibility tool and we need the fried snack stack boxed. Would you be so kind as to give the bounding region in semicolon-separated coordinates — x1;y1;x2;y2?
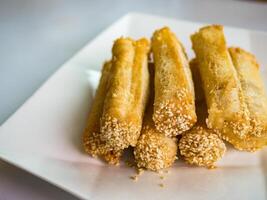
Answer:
83;61;122;165
228;47;267;151
191;25;250;141
134;64;177;171
152;27;197;137
100;38;150;151
83;25;267;171
179;60;226;168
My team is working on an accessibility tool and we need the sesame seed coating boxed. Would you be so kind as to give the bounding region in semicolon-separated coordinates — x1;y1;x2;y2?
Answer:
152;27;197;137
100;37;150;150
134;61;177;171
134;128;177;171
82;61;122;165
226;47;267;150
83;130;122;165
153;100;196;137
191;25;252;145
179;126;226;167
100;115;141;150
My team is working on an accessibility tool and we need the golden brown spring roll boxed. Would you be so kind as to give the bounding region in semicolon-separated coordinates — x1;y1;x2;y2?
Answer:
100;38;150;151
191;25;250;142
134;63;177;171
228;47;267;151
83;61;122;165
152;27;197;137
179;101;226;168
179;59;226;167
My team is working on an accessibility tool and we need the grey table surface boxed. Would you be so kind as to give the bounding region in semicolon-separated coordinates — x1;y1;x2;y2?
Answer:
0;0;267;199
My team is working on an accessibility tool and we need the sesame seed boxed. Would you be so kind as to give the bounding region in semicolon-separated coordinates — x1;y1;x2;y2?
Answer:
100;114;141;150
179;126;226;167
134;126;177;171
153;100;196;137
83;130;122;165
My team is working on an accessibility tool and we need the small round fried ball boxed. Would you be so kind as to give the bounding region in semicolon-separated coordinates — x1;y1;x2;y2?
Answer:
134;126;177;171
179;126;226;168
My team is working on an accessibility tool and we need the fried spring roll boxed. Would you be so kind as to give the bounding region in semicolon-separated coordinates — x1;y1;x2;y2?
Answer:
228;47;267;151
191;25;250;141
179;126;226;168
134;109;178;171
179;59;226;167
100;38;150;150
83;61;122;165
134;64;177;171
179;101;226;168
152;27;197;137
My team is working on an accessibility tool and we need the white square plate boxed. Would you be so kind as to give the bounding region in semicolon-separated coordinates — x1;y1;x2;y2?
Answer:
1;13;267;200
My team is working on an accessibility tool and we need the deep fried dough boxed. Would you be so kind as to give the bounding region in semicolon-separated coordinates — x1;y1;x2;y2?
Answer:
179;59;226;167
83;61;122;165
152;27;197;137
191;25;250;141
100;38;150;150
179;102;226;168
227;47;267;151
134;64;177;171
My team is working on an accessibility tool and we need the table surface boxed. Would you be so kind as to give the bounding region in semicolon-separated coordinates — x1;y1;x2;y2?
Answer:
0;0;267;199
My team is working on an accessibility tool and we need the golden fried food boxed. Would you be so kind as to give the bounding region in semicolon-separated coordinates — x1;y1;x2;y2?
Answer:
100;38;150;151
179;126;226;168
179;102;226;168
134;64;177;171
227;47;267;151
134;122;177;171
152;27;197;137
83;61;122;165
229;47;267;137
180;60;226;167
191;25;250;141
83;25;267;171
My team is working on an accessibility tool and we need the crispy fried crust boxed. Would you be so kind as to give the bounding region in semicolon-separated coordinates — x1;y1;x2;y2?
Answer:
227;47;267;151
180;62;226;167
179;125;226;168
134;64;177;171
152;27;197;137
179;100;226;168
82;61;122;165
191;25;250;141
134;120;177;171
100;38;150;150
